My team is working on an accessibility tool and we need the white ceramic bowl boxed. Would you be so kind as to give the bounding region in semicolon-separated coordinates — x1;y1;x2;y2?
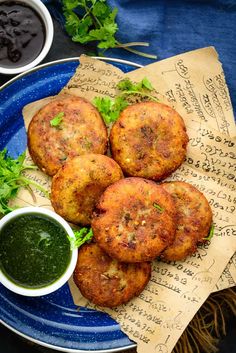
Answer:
0;207;78;296
0;0;54;75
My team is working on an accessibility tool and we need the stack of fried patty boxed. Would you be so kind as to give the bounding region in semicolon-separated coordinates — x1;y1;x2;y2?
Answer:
28;96;212;307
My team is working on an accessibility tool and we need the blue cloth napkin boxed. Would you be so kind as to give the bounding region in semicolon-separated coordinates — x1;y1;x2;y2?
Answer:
42;0;236;113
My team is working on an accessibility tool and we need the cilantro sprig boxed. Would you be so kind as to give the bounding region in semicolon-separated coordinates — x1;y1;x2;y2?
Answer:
93;95;128;124
117;77;154;91
204;224;215;242
117;78;158;102
68;227;94;249
153;202;164;213
0;149;49;215
93;77;158;124
50;112;64;128
62;0;157;59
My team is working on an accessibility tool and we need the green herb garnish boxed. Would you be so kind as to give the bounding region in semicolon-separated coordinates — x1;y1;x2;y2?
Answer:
118;77;158;102
93;77;157;124
50;112;64;128
68;227;94;249
153;202;164;213
62;0;157;59
204;224;215;241
93;95;128;124
83;137;93;149
117;77;154;92
0;149;49;215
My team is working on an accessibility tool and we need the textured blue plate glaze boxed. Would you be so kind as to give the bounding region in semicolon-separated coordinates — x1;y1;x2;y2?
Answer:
0;58;139;352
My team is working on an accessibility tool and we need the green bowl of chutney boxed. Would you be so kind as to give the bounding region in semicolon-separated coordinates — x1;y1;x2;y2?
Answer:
0;207;78;296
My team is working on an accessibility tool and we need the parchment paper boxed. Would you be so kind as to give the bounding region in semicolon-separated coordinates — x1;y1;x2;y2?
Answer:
62;51;236;294
14;49;235;353
213;253;236;292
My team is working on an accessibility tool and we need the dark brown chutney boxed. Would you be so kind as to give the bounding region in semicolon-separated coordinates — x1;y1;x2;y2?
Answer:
0;1;45;68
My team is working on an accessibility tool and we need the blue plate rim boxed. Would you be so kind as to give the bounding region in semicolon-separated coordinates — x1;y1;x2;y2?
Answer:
1;321;137;353
0;56;143;91
0;56;141;353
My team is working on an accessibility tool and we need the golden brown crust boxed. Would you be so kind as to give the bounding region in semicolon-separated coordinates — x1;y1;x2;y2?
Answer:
51;154;123;225
91;177;176;262
160;181;213;261
110;102;188;181
74;243;151;307
28;95;108;176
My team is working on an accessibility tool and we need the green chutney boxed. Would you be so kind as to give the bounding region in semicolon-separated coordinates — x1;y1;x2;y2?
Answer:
0;214;71;288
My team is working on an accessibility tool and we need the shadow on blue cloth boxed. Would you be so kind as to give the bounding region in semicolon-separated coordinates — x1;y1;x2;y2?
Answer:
43;0;236;114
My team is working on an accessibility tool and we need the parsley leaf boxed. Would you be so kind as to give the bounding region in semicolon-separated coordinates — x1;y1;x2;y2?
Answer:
142;77;154;90
117;77;153;92
50;112;64;128
68;227;94;249
117;78;134;91
63;0;82;11
93;95;128;124
93;77;157;124
117;78;158;102
0;149;49;215
62;0;157;59
204;224;215;241
153;202;164;213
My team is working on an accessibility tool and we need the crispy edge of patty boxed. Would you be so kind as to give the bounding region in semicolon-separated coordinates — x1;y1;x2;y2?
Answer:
28;95;108;176
91;177;176;262
160;181;213;261
110;101;189;181
73;242;151;307
51;154;124;225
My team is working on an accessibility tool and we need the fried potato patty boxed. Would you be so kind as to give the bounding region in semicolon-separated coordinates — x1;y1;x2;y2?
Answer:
92;177;176;262
51;154;123;225
28;95;108;176
110;102;188;181
161;181;213;261
74;242;151;307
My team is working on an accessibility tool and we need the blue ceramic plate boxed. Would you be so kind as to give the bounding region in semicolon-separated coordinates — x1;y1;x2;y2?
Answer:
0;57;141;352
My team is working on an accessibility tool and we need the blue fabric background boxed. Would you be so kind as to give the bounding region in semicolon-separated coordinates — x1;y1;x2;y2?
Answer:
43;0;236;113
